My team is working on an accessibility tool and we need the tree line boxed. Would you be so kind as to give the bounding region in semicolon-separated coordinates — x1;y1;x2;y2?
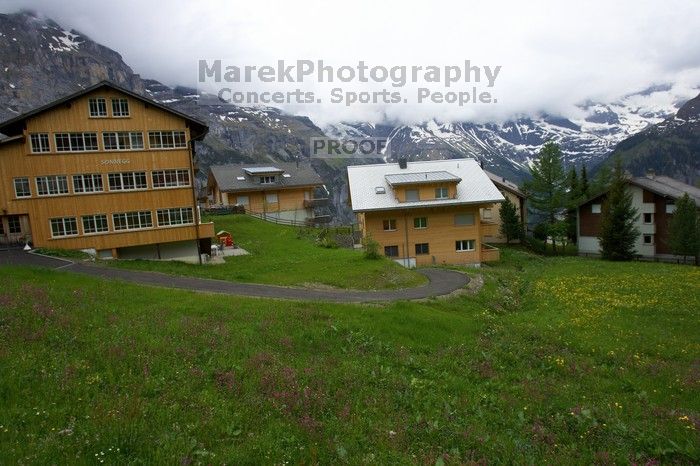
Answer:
498;141;699;262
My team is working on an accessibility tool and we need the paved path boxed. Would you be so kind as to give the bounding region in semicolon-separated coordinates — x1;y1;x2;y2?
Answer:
0;249;469;303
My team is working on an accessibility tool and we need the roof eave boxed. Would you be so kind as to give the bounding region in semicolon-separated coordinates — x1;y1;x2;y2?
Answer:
352;197;505;213
0;80;209;139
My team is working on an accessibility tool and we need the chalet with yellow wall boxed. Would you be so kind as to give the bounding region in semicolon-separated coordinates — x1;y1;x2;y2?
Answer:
0;81;215;260
347;158;505;267
207;162;329;224
480;170;527;243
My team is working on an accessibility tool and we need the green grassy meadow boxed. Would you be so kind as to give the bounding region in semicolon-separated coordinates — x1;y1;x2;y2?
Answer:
0;248;698;463
108;214;426;290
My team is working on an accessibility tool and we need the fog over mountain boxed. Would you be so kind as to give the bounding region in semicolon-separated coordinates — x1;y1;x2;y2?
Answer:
2;0;700;125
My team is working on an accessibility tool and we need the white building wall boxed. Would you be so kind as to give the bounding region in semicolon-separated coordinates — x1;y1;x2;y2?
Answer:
577;184;659;258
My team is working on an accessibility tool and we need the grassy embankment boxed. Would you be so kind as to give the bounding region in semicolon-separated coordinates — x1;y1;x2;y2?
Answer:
0;248;698;463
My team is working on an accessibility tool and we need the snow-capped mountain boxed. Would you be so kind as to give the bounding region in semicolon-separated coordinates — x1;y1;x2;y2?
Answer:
324;84;697;182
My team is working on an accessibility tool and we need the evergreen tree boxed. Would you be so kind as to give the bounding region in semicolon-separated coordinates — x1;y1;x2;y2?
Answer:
598;160;639;260
523;142;567;252
580;165;590;197
668;193;700;264
499;196;522;244
566;167;581;241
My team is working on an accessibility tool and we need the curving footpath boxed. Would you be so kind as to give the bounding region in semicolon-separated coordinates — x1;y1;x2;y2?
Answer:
0;249;469;303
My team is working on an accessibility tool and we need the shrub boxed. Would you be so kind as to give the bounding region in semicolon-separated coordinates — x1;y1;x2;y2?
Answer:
362;234;381;259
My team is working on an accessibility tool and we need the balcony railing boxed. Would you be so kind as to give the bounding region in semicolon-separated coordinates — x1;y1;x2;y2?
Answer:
303;198;330;208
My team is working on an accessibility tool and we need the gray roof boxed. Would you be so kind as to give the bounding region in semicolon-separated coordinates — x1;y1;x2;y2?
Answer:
347;158;504;212
484;170;526;198
0;80;209;140
209;162;323;192
631;175;700;206
385;171;461;186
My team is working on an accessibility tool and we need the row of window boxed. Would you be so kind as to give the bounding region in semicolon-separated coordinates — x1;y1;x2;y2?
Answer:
13;169;190;198
50;207;195;238
591;202;676;215
382;213;475;231
401;187;449;202
234;193;279;205
88;97;130;118
383;239;476;257
29;130;187;153
0;215;22;235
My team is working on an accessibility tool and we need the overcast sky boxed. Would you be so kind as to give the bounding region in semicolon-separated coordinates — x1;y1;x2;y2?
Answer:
2;0;700;125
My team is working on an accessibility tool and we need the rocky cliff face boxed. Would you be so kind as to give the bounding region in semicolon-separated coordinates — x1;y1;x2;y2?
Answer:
0;11;144;117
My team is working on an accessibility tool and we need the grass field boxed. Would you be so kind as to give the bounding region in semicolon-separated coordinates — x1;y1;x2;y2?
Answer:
108;214;426;290
0;250;698;463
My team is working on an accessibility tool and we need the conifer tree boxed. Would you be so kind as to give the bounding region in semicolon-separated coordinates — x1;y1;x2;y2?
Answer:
523;142;567;252
499;196;522;244
566;167;581;241
668;193;700;264
580;165;590;197
598;160;639;260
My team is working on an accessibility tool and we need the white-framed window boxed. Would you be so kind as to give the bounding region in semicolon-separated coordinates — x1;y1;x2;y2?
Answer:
102;132;144;151
236;195;249;206
29;133;50;153
591;203;601;214
82;214;109;234
456;239;476;252
88;97;107;117
666;201;676;214
383;219;397;231
112;211;153;231
7;215;21;234
384;245;399;257
265;193;278;204
36;175;69;196
72;174;103;193
111;98;130;117
260;175;276;184
50;217;78;237
405;189;419;202
413;217;427;229
643;213;653;224
435;187;449;199
108;172;147;191
13;177;31;198
156;207;194;227
643;234;654;245
415;243;429;255
152;169;190;188
483;208;493;220
454;213;475;226
55;132;99;152
147;131;187;149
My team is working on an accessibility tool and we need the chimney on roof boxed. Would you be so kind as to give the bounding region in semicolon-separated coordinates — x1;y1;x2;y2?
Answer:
646;169;655;179
398;157;408;169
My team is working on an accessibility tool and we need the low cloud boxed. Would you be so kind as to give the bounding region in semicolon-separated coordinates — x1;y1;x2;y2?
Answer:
3;0;700;125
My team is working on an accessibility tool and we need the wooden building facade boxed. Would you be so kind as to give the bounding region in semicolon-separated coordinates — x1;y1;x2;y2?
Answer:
0;81;214;260
348;159;504;267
